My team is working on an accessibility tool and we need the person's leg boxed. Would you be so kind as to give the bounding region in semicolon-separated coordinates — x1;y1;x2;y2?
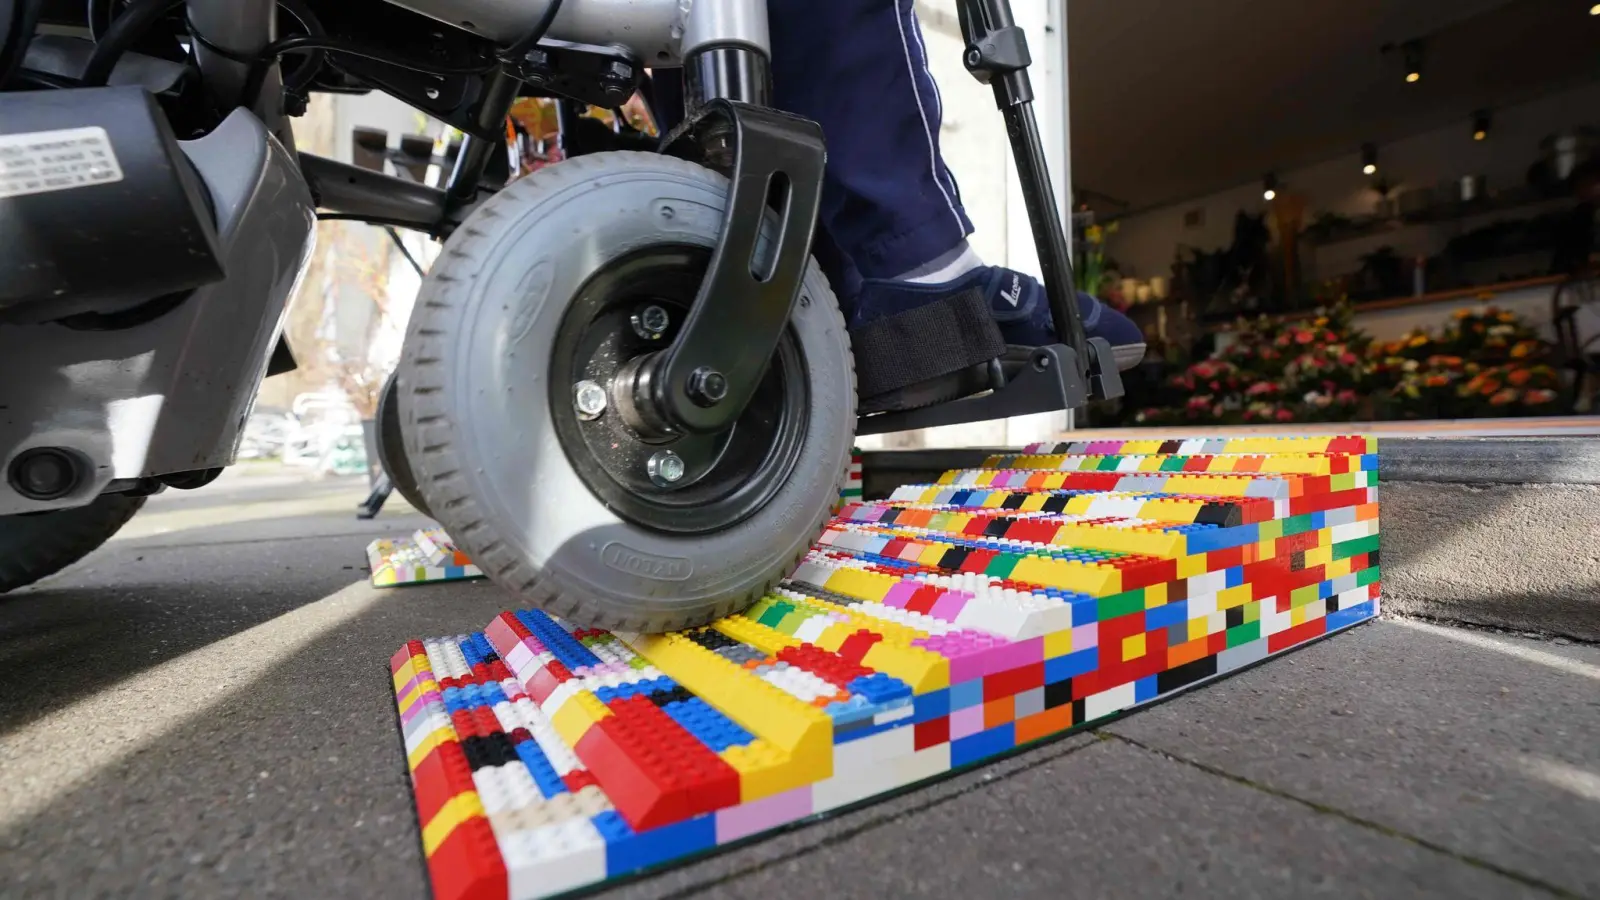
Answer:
768;0;974;286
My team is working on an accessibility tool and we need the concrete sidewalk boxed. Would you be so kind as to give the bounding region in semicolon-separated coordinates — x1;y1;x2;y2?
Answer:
1;480;1597;899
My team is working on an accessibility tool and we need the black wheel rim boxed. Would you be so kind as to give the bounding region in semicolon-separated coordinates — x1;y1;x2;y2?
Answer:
548;246;810;535
377;373;433;518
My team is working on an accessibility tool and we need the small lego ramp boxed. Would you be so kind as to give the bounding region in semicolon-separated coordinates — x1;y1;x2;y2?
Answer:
388;435;1381;899
368;528;483;587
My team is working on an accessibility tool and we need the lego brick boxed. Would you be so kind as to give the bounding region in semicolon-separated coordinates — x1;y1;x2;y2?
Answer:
387;432;1380;899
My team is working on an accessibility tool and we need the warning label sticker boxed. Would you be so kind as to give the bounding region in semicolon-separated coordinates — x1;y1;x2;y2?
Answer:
0;126;125;200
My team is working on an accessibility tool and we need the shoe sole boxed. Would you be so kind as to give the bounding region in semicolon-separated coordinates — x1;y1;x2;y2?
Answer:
1114;342;1147;371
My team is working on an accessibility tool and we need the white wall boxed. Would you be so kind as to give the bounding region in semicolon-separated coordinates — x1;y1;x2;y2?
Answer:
1107;80;1600;283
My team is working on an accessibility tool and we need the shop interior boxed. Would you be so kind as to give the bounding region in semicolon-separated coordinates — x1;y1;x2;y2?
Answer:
1064;0;1600;428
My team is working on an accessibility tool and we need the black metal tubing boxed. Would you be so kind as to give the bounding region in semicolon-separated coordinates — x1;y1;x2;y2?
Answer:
445;67;523;210
684;45;772;111
957;0;1094;393
300;153;449;233
636;98;826;435
857;342;1097;436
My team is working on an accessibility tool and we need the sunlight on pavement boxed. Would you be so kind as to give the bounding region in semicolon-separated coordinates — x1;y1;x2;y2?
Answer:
110;492;378;542
1390;618;1600;682
1514;755;1600;803
0;579;382;832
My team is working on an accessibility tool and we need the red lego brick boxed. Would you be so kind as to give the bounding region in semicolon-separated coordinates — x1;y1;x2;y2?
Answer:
524;661;568;704
958;549;998;574
563;769;599;793
961;516;992;537
426;815;508;900
1269;617;1328;654
905;585;943;615
573;695;740;831
410;741;470;825
983;662;1044;701
836;629;884;665
777;644;871;690
914;716;949;750
1289;487;1371;517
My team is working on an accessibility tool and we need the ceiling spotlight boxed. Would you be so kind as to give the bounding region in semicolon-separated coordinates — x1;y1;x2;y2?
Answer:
1472;110;1491;141
1402;40;1424;83
1591;3;1599;14
1263;172;1278;201
1361;143;1379;175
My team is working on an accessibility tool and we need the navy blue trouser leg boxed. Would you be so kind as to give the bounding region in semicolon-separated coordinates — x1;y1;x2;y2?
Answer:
649;0;972;305
769;0;972;285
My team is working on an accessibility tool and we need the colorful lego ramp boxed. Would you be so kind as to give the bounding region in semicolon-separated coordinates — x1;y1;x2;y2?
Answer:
387;436;1380;900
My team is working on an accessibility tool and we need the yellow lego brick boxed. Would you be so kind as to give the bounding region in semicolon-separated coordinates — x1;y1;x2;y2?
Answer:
1186;615;1211;642
1052;523;1184;559
1256;539;1276;561
1020;493;1049;511
421;792;484;856
715;615;799;656
1138;498;1203;524
861;640;948;693
397;680;439;717
392;657;428;693
1043;626;1074;659
812;622;854;652
1217;584;1253;611
550;691;611;747
721;740;801;802
1290;605;1308;627
1143;582;1169;608
407;726;456;771
1120;439;1166;455
1041;472;1069;490
1176;553;1209;579
1122;632;1147;662
980;491;1009;509
823;567;898;603
1326;557;1352;580
626;632;833;785
936;470;959;485
1165;475;1247;497
1305;544;1333;567
1007;555;1120;595
786;592;934;648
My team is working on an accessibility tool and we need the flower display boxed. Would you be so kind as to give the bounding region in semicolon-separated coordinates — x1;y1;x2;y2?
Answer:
1134;300;1565;425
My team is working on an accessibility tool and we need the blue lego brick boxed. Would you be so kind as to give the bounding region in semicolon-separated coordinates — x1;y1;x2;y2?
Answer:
514;738;569;799
1145;599;1189;630
1184;522;1259;555
913;688;949;723
948;678;984;711
1044;647;1098;683
1310;511;1326;530
662;697;755;753
833;710;916;744
847;672;913;705
1134;676;1158;704
1224;566;1244;589
594;675;677;705
515;609;603;670
1070;595;1100;627
593;811;717;877
950;723;1015;767
1327;599;1377;631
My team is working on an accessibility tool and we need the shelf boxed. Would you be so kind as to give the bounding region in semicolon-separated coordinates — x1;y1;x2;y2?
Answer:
1209;275;1568;331
1300;187;1572;248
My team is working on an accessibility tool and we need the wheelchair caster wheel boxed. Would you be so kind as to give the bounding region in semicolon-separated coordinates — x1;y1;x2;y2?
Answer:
398;152;855;633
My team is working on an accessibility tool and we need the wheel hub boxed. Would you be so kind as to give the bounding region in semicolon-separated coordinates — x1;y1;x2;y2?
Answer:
548;246;809;535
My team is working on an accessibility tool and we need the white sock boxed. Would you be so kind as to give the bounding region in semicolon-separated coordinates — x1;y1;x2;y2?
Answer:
895;240;985;284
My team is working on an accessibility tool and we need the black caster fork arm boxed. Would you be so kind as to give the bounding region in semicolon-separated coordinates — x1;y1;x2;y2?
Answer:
628;99;827;436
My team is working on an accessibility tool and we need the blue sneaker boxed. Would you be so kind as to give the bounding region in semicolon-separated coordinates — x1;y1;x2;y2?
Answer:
847;266;1146;414
852;265;1147;370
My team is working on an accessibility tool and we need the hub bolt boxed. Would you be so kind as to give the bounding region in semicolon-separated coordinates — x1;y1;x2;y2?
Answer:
686;367;729;407
632;305;671;340
647;451;685;486
573;380;608;420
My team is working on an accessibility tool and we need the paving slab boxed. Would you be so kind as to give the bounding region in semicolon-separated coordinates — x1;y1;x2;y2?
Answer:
605;739;1544;900
1106;619;1600;898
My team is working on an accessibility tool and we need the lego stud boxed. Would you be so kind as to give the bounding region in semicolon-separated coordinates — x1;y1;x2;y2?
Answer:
647;451;685;487
632;305;671;340
573;380;608;420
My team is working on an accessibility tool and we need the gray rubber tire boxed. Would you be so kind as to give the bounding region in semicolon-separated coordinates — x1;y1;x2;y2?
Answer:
0;494;144;593
398;151;856;633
